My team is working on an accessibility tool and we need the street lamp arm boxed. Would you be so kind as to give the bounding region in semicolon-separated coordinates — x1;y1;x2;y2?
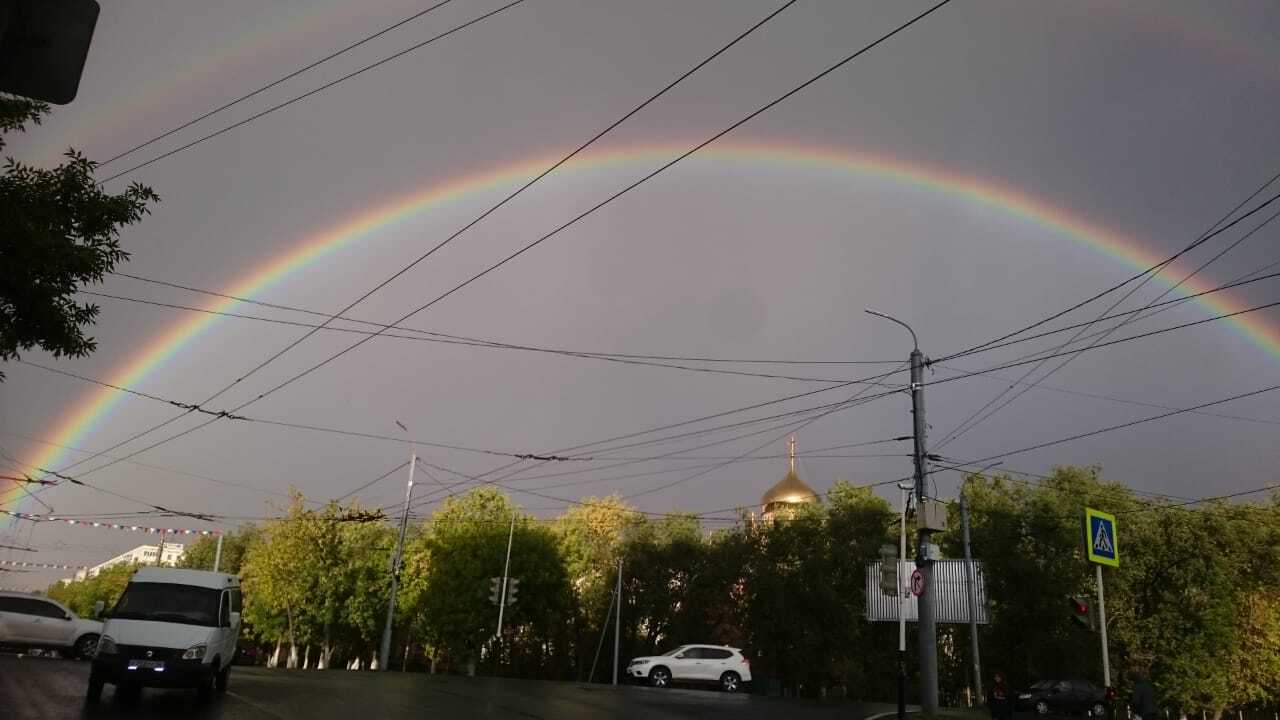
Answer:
864;308;918;351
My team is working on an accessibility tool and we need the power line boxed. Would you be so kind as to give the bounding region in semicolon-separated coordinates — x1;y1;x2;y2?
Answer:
109;270;902;365
98;2;456;167
934;201;1280;448
100;1;524;183
78;289;877;383
941;187;1280;363
941;384;1280;469
38;0;801;488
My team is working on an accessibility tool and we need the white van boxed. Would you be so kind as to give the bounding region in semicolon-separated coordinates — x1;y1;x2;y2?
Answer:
89;567;241;703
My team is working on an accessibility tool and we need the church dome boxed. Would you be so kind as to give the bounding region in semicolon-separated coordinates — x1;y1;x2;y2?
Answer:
760;436;818;519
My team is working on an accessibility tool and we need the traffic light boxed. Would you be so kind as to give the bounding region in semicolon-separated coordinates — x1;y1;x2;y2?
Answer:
879;545;899;596
505;578;519;606
1069;595;1094;630
489;577;502;605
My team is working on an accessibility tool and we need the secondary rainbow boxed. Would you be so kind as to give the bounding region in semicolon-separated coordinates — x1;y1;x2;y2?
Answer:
7;139;1279;516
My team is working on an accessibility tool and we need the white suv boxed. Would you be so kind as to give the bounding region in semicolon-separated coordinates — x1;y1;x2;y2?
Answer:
0;591;103;659
626;644;752;692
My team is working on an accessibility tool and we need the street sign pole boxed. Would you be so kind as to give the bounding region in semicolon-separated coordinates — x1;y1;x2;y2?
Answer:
1096;563;1110;687
1084;507;1119;689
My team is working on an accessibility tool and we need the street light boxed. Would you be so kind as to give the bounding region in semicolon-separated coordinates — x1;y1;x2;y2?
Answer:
865;307;937;715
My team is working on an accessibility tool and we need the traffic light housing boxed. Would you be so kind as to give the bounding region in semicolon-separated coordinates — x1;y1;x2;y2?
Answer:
489;577;502;605
1069;595;1094;630
505;578;519;606
879;545;899;596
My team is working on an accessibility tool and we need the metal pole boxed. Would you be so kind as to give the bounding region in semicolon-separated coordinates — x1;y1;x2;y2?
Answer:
1096;563;1111;687
612;557;622;685
867;308;936;715
961;482;983;703
213;533;224;572
910;344;939;714
379;452;416;671
496;513;516;640
898;482;911;720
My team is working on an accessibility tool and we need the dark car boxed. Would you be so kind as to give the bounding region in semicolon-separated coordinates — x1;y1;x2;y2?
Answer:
1016;679;1111;716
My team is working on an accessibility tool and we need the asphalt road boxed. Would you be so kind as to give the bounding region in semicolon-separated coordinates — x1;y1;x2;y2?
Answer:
0;655;899;720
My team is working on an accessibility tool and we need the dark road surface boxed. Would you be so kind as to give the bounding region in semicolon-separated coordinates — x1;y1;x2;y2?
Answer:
0;655;898;720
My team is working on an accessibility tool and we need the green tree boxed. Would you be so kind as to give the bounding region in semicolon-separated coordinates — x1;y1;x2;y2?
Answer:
0;95;159;379
178;525;260;575
405;488;572;676
45;562;137;617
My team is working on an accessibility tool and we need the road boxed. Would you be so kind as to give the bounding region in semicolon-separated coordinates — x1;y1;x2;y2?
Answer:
0;655;897;720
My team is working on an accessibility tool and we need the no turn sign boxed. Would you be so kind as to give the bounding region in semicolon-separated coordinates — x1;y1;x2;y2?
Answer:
910;568;925;597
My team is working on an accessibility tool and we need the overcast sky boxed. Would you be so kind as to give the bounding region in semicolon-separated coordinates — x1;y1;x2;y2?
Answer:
3;0;1279;588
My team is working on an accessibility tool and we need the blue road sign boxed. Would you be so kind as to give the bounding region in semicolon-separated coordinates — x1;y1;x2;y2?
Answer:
1084;508;1119;567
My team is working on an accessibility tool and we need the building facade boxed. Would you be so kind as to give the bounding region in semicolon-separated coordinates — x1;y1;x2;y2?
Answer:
73;543;185;581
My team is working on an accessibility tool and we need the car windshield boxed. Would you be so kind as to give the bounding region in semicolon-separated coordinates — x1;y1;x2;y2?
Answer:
662;646;689;656
111;582;220;627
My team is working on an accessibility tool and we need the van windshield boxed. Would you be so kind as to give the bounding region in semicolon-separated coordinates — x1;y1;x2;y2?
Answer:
111;582;220;627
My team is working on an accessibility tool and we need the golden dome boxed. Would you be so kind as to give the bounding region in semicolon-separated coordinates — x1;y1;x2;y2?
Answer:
760;436;818;517
761;469;819;510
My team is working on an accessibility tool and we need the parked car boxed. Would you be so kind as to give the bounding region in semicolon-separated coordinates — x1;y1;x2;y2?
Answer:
0;590;103;659
626;644;752;692
1017;678;1111;716
89;567;241;703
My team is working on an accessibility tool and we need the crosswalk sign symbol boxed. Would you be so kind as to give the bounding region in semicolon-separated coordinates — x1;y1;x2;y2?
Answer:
1084;508;1119;567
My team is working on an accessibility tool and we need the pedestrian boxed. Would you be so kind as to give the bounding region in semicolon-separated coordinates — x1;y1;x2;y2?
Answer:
1129;671;1158;720
989;672;1014;720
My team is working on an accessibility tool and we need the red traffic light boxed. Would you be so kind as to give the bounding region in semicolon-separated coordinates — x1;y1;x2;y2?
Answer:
1073;599;1089;614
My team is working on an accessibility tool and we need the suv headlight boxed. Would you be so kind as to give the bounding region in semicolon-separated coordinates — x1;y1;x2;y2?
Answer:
96;635;117;656
181;644;206;660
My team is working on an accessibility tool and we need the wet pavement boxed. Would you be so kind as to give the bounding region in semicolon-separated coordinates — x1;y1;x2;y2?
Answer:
1;654;896;719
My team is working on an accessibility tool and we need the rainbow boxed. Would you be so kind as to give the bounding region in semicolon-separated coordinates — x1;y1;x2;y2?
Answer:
7;139;1280;517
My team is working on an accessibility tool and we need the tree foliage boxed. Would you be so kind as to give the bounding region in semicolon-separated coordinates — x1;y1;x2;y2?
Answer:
0;94;159;379
45;562;136;617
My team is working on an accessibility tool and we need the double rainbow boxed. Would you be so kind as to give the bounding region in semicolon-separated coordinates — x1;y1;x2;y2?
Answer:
6;140;1278;516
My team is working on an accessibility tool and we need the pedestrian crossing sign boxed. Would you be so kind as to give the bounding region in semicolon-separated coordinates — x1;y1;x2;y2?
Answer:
1084;508;1119;567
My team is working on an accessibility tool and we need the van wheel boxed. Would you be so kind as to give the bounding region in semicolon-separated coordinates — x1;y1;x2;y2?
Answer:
85;672;104;703
216;664;230;693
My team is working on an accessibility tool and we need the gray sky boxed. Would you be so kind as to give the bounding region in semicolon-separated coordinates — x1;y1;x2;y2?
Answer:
3;0;1279;588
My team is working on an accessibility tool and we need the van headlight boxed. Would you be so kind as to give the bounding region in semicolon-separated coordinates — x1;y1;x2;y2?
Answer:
96;635;117;656
181;644;206;660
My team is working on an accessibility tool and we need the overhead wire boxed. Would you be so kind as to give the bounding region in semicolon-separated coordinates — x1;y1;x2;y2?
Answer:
100;1;525;183
34;0;803;490
97;1;456;167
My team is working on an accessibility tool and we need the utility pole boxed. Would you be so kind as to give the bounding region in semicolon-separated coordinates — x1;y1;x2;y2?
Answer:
155;531;166;566
495;513;516;640
867;308;938;715
960;481;983;704
379;429;417;671
213;533;224;572
612;557;622;685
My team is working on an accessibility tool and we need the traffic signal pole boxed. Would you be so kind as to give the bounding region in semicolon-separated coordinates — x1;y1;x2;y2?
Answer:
961;483;983;704
496;513;516;640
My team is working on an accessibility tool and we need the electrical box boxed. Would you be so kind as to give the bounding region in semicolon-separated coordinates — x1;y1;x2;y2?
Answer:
919;499;948;532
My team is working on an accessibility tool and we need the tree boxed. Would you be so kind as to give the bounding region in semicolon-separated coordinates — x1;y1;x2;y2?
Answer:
405;488;572;676
178;526;261;575
0;94;159;379
45;562;136;617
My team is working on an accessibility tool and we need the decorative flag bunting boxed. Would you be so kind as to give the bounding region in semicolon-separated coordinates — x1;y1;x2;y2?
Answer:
1;509;220;536
0;559;86;571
